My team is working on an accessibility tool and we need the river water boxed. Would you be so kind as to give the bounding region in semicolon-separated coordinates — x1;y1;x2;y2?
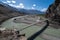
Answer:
1;16;60;40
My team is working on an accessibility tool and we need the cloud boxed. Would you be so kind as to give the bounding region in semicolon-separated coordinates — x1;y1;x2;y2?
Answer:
33;4;36;7
40;8;47;12
32;7;35;9
7;0;11;3
8;3;24;8
19;3;24;8
32;4;36;9
19;3;23;5
3;0;16;4
8;4;15;7
12;0;16;3
2;1;7;3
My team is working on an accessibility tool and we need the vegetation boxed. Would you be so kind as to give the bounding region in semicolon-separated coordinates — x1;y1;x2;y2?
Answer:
37;14;45;17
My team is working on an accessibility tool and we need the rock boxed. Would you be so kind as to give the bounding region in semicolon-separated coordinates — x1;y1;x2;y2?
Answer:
45;0;60;24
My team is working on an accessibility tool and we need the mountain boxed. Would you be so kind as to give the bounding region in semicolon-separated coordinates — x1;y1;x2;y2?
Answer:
0;1;44;15
45;0;60;28
0;1;23;24
17;9;44;15
26;10;44;15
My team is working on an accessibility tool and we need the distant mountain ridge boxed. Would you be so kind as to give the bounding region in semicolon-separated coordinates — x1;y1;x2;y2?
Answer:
0;1;44;15
17;8;44;15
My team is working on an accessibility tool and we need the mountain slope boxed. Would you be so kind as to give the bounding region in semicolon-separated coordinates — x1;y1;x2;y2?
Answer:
45;0;60;28
0;2;23;24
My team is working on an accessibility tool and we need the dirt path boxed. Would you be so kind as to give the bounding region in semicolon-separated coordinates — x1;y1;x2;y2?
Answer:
41;34;60;40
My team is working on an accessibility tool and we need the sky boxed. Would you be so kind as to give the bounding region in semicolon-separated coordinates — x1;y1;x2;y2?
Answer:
0;0;54;12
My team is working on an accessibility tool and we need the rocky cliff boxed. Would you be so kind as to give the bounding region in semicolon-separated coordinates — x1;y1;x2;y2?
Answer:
45;0;60;28
0;2;23;24
46;0;60;23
